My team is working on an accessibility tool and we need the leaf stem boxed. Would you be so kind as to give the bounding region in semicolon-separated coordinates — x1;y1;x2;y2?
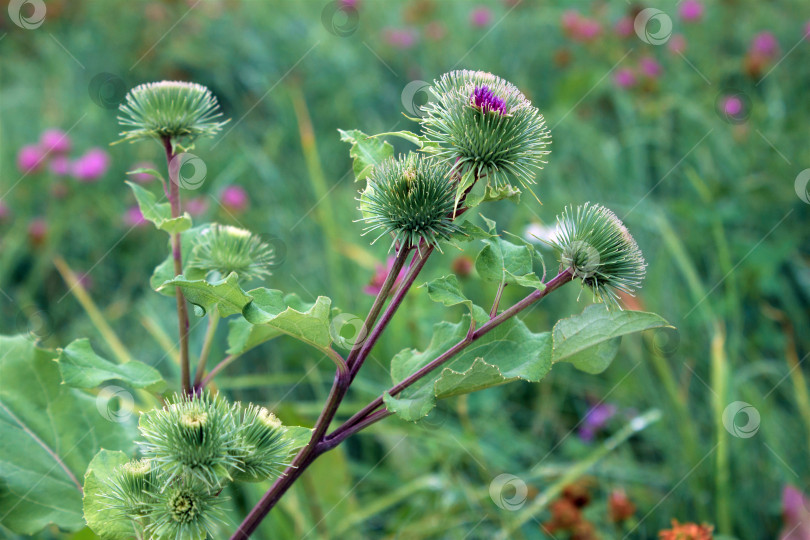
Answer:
330;271;573;439
162;136;192;395
200;353;240;388
193;311;219;388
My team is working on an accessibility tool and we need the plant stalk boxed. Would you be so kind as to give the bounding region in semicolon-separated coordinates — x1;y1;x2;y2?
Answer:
162;136;191;395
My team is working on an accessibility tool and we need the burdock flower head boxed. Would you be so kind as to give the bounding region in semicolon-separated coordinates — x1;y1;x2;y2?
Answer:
358;153;459;252
137;392;240;488
104;458;157;520
231;404;291;482
117;81;228;145
548;203;646;310
145;479;224;540
421;70;551;194
188;224;275;282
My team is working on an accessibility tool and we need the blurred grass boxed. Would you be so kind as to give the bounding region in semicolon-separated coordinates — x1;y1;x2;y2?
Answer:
1;0;810;538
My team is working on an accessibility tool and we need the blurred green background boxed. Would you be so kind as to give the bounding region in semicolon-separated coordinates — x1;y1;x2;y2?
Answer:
1;0;809;538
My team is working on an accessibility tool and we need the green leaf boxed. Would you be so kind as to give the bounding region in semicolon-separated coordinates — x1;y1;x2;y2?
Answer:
450;219;494;243
465;177;521;208
387;316;552;421
283;426;313;451
58;339;166;392
82;450;137;540
0;336;133;535
454;169;475;217
150;225;209;296
371;130;441;151
242;288;333;352
126;167;165;184
127;181;191;234
423;274;489;323
552;305;673;373
159;273;252;317
226;293;319;355
338;129;394;183
474;219;544;290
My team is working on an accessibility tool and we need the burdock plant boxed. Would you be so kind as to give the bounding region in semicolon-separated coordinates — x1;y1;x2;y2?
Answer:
72;71;670;540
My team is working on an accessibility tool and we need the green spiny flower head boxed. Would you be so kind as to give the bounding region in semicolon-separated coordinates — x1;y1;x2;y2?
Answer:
138;392;240;488
548;203;646;310
420;70;551;192
359;153;460;251
188;224;275;282
145;478;224;540
104;458;158;520
231;404;291;482
117;81;228;144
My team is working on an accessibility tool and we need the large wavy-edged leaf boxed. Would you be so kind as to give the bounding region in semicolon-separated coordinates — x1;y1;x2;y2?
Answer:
58;339;165;392
159;273;252;317
0;336;133;535
465;176;521;208
338;128;394;183
127;181;191;234
422;274;489;323
242;288;333;352
475;219;543;290
552;305;672;374
385;316;552;421
226;293;320;355
82;450;135;540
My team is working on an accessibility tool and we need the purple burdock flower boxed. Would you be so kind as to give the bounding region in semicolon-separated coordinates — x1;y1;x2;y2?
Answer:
124;205;148;228
471;85;507;115
17;144;46;173
220;185;249;213
49;155;72;176
578;403;617;442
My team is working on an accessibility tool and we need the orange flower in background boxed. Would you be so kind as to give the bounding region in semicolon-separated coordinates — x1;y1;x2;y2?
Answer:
608;489;636;522
659;519;714;540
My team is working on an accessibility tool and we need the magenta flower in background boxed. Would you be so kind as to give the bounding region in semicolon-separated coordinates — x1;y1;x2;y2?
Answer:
185;196;210;216
425;21;446;41
561;10;581;35
17;144;46;173
668;34;687;54
679;0;704;22
804;21;810;39
750;31;779;59
220;185;249;213
614;16;633;38
49;155;72;176
124;205;148;228
339;0;357;8
39;128;71;154
613;68;637;88
28;218;48;246
130;161;158;183
470;6;493;28
383;27;418;49
561;10;602;43
722;95;743;117
578;403;617;442
364;256;407;296
780;485;810;540
72;148;110;182
639;56;663;79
